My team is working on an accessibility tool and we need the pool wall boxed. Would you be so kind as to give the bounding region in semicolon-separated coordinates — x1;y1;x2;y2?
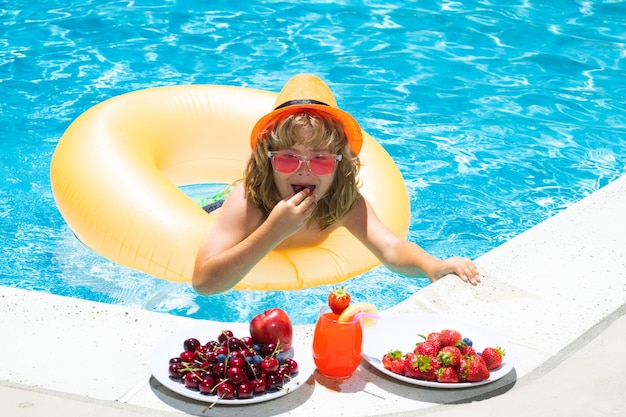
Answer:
1;175;625;416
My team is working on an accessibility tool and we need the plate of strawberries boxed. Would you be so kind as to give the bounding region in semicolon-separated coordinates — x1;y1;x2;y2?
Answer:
362;314;515;388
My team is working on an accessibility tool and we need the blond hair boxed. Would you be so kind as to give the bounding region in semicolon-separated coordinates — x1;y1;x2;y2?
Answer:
244;110;361;229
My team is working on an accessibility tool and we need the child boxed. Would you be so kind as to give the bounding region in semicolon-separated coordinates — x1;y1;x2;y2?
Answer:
193;74;480;294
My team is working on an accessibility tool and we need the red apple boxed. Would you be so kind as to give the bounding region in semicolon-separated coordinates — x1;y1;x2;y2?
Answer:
249;308;293;350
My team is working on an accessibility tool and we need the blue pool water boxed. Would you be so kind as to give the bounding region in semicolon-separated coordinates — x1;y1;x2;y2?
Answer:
2;1;625;325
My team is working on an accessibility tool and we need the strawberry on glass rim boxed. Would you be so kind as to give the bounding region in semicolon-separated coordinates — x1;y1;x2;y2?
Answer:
327;285;351;315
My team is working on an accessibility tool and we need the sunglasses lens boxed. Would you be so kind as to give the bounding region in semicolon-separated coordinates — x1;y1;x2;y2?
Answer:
272;153;300;173
309;156;337;175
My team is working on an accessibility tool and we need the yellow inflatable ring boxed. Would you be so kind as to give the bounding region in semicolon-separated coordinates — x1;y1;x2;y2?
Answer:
50;85;410;290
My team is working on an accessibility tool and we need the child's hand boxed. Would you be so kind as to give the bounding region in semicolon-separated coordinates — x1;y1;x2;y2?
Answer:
267;189;316;238
433;257;481;286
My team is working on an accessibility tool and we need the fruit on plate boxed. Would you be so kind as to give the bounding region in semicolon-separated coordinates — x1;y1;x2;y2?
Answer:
381;328;506;383
249;308;293;350
328;285;351;314
481;346;505;370
462;354;491;382
440;329;463;347
167;327;300;399
382;349;404;375
337;301;380;327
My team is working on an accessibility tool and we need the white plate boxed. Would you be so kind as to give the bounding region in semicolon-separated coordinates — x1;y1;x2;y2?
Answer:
362;314;515;389
149;322;314;404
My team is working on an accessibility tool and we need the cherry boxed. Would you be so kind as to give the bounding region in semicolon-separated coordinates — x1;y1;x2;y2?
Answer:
195;344;210;358
196;360;210;371
245;362;262;379
168;362;185;379
205;351;218;364
198;375;216;395
265;373;282;391
283;358;299;374
212;362;226;378
261;357;279;374
179;351;196;363
218;330;234;345
183;371;201;389
261;343;277;356
276;366;291;383
237;382;253;399
229;356;245;369
227;366;246;385
250;377;266;394
205;340;218;350
216;381;235;399
228;337;243;351
184;338;201;352
240;336;254;348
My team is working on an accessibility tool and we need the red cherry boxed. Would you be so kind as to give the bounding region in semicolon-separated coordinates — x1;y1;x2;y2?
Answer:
205;351;218;364
261;343;277;356
198;375;216;395
245;362;262;379
168;363;185;379
184;338;201;352
250;378;266;394
240;336;254;348
227;366;246;385
212;362;226;378
218;330;234;344
180;351;196;363
265;373;282;391
205;340;218;350
276;366;291;383
228;356;245;369
183;371;201;389
283;358;299;375
237;382;253;399
216;381;235;399
195;344;210;358
227;337;243;351
261;357;279;374
215;346;228;356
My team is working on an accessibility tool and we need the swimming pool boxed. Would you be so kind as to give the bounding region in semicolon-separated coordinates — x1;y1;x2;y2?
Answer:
2;1;625;325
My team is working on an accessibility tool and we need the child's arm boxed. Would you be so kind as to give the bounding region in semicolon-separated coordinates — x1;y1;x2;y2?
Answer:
192;184;316;294
344;196;480;285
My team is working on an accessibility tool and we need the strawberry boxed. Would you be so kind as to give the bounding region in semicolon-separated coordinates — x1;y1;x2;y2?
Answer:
466;355;490;382
382;349;405;375
456;355;471;382
437;345;462;367
436;366;459;383
414;339;439;357
327;286;351;314
425;332;442;350
459;344;476;356
440;329;462;347
481;346;505;370
404;353;440;381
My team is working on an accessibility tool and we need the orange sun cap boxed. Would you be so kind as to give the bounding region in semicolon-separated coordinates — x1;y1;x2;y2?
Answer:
250;74;363;155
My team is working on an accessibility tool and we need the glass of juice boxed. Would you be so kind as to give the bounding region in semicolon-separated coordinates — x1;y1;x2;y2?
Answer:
312;305;363;379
